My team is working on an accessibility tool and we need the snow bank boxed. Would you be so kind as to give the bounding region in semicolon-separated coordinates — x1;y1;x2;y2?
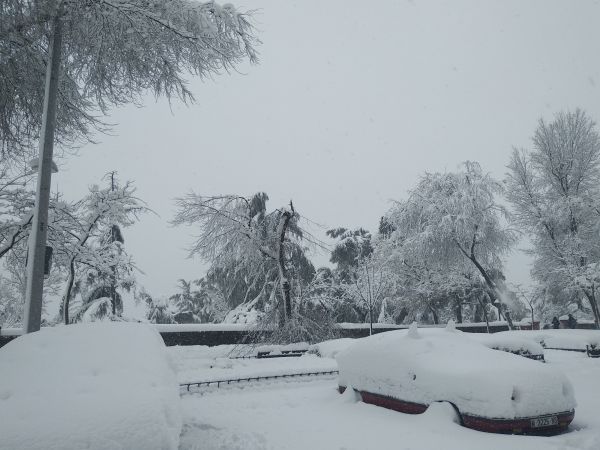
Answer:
176;353;336;385
309;338;357;358
168;345;336;385
337;329;575;419
0;323;182;450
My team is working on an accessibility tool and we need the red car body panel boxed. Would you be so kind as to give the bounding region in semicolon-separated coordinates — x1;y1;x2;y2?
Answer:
338;386;574;435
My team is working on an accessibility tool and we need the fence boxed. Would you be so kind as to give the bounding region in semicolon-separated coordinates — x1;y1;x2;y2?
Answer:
180;370;339;392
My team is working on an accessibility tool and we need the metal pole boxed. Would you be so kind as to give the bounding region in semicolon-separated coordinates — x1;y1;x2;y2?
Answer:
23;16;63;333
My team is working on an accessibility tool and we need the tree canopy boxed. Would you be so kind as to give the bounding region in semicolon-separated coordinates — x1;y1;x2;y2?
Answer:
0;0;259;158
377;162;516;327
506;109;600;327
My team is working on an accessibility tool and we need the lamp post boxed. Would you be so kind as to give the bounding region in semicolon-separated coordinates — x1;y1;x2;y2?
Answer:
23;16;63;333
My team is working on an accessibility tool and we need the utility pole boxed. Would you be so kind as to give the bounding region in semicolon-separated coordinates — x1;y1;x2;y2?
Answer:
23;16;63;333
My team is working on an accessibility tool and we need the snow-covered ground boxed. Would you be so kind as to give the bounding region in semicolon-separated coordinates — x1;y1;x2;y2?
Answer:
170;345;336;385
2;327;598;449
173;345;600;450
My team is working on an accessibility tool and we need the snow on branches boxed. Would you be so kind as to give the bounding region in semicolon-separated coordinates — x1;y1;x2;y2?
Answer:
0;0;259;157
378;162;516;327
60;175;148;324
0;166;148;326
172;193;318;328
506;109;600;327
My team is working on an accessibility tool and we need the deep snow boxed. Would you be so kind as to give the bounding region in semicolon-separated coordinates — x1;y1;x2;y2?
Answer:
2;327;599;450
174;342;600;450
0;323;182;450
170;344;336;385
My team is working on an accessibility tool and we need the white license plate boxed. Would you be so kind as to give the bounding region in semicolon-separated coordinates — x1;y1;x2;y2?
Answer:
531;416;559;428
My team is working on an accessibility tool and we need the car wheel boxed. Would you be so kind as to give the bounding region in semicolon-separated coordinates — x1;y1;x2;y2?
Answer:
428;401;463;425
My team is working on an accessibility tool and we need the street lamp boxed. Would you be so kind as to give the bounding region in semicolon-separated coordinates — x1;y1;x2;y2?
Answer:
22;16;63;334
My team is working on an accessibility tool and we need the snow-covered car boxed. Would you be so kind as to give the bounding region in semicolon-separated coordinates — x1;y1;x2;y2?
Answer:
463;330;545;361
307;338;357;358
494;329;600;358
336;325;575;435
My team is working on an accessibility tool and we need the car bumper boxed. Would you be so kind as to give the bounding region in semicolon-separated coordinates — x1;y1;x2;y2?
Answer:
462;410;574;435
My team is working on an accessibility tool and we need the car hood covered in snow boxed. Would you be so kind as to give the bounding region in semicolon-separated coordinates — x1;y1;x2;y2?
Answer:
336;328;576;419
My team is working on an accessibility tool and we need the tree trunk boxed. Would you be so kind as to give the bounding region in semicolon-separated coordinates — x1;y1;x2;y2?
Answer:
60;216;102;324
276;208;293;325
429;304;439;325
395;307;408;324
504;309;514;329
584;289;600;330
473;303;483;322
479;298;490;333
111;285;117;316
530;306;535;331
458;242;515;330
455;296;463;323
61;258;76;324
485;285;514;329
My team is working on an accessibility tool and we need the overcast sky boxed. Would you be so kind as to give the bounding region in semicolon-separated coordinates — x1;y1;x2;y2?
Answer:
53;0;600;305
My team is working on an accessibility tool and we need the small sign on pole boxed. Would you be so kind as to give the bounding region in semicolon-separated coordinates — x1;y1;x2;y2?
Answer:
44;246;53;277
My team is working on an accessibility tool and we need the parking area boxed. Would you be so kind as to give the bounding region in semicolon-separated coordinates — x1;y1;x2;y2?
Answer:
175;349;600;450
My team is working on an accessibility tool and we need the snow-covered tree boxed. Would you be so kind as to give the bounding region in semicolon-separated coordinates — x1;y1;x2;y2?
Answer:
0;162;35;258
322;227;384;324
0;0;259;158
60;175;147;323
340;253;393;335
327;227;373;282
375;223;484;325
506;109;600;328
0;162;84;326
172;193;315;328
0;272;23;326
380;162;517;328
138;290;178;324
3;0;258;332
165;278;229;323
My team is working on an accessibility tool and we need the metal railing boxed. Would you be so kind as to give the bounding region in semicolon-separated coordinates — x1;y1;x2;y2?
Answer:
180;370;339;392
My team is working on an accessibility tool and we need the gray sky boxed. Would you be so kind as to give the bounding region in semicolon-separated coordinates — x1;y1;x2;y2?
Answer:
54;0;600;302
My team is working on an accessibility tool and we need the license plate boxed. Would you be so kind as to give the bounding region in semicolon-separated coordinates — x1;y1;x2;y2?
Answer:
531;416;559;428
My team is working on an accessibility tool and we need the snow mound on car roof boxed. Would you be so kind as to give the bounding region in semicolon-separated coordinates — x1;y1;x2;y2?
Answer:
336;329;575;419
0;323;181;450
